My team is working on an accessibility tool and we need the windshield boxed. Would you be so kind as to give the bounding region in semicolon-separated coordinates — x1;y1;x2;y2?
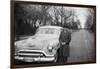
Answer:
36;28;60;35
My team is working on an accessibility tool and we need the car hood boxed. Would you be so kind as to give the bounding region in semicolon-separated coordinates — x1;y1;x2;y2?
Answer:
16;34;59;51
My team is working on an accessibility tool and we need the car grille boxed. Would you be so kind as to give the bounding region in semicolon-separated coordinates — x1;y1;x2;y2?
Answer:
18;51;45;57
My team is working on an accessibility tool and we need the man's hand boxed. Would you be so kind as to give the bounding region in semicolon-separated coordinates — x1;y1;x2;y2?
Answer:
61;42;66;45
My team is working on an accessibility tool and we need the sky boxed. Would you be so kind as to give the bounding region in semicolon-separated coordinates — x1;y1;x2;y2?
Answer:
74;7;90;28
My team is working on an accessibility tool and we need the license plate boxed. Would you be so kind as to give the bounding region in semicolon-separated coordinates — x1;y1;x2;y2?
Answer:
24;57;34;62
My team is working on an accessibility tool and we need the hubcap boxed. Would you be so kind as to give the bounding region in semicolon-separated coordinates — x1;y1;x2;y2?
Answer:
54;53;58;62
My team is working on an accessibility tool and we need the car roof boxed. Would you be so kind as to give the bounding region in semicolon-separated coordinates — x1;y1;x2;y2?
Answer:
39;26;63;30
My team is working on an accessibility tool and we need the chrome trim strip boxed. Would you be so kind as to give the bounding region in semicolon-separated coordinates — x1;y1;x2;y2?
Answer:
18;53;43;56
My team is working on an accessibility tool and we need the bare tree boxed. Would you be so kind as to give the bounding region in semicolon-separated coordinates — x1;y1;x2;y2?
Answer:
51;6;73;27
85;8;94;31
40;5;51;25
15;4;52;35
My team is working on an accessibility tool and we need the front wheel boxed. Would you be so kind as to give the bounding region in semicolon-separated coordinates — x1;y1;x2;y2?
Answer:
53;52;58;63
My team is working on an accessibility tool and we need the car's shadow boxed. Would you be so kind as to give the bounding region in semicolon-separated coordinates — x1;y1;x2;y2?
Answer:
14;60;55;65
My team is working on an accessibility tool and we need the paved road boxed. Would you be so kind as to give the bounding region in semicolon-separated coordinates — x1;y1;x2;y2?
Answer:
67;30;95;63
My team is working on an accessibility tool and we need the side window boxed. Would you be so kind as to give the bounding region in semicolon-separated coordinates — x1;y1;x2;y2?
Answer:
59;29;64;36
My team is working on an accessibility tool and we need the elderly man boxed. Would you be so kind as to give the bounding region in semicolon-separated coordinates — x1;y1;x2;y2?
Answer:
58;28;71;63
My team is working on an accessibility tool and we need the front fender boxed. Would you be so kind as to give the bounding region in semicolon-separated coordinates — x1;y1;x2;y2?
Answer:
51;43;60;55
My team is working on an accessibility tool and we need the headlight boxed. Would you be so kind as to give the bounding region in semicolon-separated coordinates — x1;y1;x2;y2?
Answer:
47;43;54;52
48;46;53;50
47;46;53;52
15;46;19;55
14;42;19;56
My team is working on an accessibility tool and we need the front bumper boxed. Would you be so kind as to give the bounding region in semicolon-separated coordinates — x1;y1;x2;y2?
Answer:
15;56;55;62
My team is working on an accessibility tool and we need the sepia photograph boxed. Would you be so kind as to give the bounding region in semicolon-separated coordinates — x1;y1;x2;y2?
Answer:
11;1;96;68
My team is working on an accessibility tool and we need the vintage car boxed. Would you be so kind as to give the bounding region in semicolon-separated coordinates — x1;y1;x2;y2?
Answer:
14;26;69;62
